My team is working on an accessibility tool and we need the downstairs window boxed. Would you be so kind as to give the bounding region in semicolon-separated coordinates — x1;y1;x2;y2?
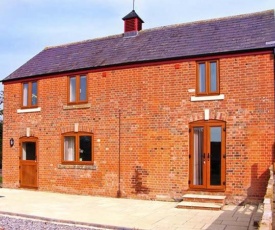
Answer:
62;132;93;164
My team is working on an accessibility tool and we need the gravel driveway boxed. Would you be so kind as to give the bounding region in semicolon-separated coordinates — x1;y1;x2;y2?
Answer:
0;215;110;230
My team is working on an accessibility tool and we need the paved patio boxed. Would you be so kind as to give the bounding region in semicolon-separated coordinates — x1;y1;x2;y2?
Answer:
0;188;263;229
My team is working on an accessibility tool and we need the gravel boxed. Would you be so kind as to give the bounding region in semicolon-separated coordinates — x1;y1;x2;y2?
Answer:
0;215;112;230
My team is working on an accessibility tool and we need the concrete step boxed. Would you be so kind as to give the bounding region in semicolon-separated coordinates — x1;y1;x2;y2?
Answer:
182;194;226;204
176;194;226;210
176;201;223;210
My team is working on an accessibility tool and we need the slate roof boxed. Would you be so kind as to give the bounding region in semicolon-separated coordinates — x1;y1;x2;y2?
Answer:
3;9;275;82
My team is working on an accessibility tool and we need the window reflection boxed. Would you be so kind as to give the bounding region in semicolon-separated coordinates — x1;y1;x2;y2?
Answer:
210;127;221;186
70;77;76;102
199;63;206;93
80;76;87;101
210;62;217;92
32;82;38;105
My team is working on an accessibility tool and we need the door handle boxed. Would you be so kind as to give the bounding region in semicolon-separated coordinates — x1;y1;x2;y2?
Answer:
203;153;205;159
207;153;210;160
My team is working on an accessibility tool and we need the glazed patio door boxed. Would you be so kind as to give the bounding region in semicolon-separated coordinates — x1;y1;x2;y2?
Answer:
189;120;225;190
19;138;38;189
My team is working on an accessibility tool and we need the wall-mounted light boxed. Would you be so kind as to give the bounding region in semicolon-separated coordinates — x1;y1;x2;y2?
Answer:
10;138;14;147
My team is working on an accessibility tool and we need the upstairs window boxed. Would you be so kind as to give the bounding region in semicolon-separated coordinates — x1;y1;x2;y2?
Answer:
68;75;87;104
196;60;219;96
22;81;38;107
62;132;93;164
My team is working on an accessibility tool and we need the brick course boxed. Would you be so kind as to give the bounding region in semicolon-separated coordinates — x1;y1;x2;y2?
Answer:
2;52;274;203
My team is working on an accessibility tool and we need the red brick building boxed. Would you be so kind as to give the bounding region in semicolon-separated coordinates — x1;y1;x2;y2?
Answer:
2;10;275;204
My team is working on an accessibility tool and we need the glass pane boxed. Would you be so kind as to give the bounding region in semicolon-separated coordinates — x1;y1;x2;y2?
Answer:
22;142;36;160
23;83;28;106
80;76;87;101
79;136;92;161
210;127;222;186
199;63;206;93
70;77;76;102
210;62;217;92
193;127;204;185
31;82;38;105
64;136;75;161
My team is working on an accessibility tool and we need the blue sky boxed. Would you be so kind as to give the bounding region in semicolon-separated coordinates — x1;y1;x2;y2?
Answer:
0;0;274;87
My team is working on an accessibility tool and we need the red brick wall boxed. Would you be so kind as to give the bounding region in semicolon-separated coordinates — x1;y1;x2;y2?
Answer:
2;52;274;203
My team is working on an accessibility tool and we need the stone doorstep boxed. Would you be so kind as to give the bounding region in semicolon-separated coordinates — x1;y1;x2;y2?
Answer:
176;201;223;210
182;194;226;204
183;194;226;200
175;194;226;210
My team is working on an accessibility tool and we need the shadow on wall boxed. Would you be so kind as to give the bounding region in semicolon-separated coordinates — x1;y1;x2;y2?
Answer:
246;163;270;203
131;166;150;195
245;143;275;203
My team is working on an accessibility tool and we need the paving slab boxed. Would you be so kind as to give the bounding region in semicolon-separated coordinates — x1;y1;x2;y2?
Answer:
0;188;263;229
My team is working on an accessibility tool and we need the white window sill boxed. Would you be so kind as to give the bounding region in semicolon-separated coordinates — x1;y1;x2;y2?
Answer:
191;94;225;102
17;107;41;113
